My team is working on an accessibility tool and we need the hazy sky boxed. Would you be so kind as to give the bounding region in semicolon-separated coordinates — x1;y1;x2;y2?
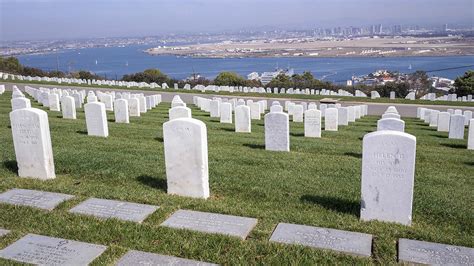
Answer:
1;0;473;41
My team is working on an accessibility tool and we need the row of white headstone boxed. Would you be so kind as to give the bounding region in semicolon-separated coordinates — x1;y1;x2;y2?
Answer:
377;106;405;132
8;86;163;179
417;107;473;143
19;85;162;137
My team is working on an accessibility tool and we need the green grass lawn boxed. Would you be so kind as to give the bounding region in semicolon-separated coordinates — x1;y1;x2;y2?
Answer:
0;91;472;265
4;79;474;107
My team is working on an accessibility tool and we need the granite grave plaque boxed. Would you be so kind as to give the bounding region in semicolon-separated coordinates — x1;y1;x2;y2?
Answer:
161;210;257;239
270;223;372;257
398;238;474;265
69;198;159;223
0;234;107;265
0;188;73;210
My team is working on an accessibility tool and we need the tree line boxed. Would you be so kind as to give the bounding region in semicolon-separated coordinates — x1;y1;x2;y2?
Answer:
1;56;472;97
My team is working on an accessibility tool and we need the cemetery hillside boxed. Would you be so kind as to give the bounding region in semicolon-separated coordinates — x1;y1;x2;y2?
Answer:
0;80;473;264
2;0;474;264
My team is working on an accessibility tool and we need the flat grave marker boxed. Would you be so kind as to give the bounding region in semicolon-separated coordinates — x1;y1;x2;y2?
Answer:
69;198;159;223
116;250;217;266
161;210;258;240
0;188;73;210
398;238;474;265
270;223;372;257
0;234;107;265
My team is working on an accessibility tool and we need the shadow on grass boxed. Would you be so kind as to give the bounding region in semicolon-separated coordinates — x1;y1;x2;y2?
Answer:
301;194;359;217
344;152;362;159
136;175;167;192
56;116;62;119
154;136;164;142
107;119;115;123
290;132;304;137
243;143;265;150
464;161;474;166
440;143;466;149
76;130;87;135
3;160;18;174
430;134;447;139
220;127;235;132
420;127;437;131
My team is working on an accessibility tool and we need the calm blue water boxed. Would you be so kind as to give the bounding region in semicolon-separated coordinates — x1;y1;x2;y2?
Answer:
17;45;474;83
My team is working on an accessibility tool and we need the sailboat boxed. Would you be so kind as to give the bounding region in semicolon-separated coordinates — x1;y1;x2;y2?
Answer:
408;64;412;70
95;59;98;65
125;61;129;67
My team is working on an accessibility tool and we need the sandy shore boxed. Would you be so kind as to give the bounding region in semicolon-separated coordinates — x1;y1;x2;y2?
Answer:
146;36;474;58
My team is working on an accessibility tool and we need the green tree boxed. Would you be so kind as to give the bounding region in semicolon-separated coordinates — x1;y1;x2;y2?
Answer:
0;57;22;74
267;73;292;90
122;68;169;84
213;72;247;86
452;71;474;97
408;70;432;97
74;70;103;80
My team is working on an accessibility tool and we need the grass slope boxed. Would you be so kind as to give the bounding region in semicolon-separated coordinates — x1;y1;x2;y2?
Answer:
0;91;472;265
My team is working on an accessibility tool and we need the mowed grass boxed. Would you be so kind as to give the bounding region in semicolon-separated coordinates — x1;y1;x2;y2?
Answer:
0;91;472;265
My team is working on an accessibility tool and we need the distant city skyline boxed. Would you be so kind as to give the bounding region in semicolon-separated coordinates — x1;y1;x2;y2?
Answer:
1;0;473;41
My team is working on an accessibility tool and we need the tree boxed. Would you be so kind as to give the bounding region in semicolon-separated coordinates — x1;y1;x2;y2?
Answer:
213;72;247;86
408;70;432;97
376;82;410;98
452;71;474;97
122;68;169;84
266;73;292;89
0;57;22;74
74;70;104;80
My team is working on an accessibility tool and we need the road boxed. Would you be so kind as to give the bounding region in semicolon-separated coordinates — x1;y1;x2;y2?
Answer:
3;82;473;118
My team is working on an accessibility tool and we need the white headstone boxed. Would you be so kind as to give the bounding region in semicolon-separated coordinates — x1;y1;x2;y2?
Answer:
468;119;474;150
235;105;251;133
265;112;289;152
382;113;401;120
250;102;261;120
429;110;440;127
304;109;321;138
292;105;304;122
448;114;465;139
114;99;129;123
84;102;109;137
338;107;349;126
48;94;60;112
377;118;405;132
10;108;55;179
128;98;140;117
210;100;220;118
139;96;147;113
169;106;191;120
61;96;76;119
437;112;450;132
163;118;209;199
101;94;113;111
220;102;232;123
11;97;31;111
464;111;473;126
270;105;283;113
325;108;338;131
361;131;416;225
